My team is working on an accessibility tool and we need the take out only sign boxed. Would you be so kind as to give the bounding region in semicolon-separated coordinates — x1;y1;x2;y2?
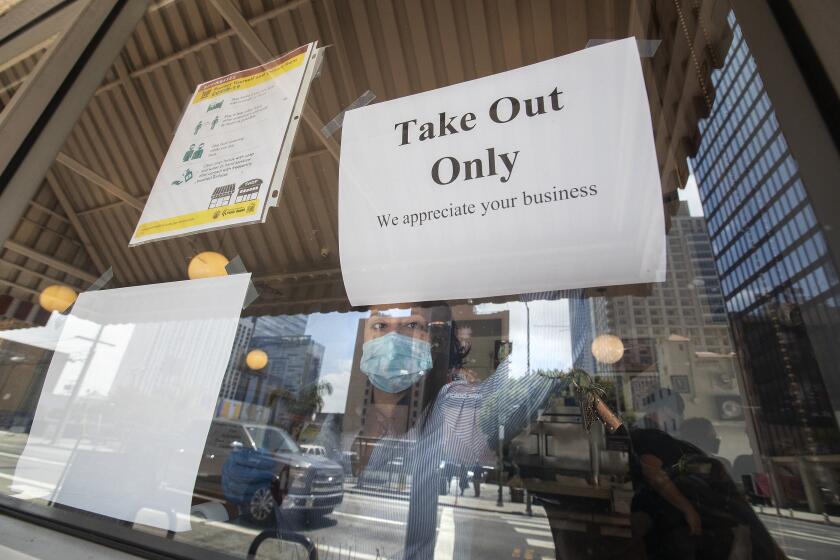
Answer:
339;38;666;306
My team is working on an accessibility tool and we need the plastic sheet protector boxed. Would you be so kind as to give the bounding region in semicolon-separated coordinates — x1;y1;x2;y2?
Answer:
11;274;251;531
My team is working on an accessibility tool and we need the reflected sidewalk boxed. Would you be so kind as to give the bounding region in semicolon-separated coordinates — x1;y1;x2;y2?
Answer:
345;481;541;517
754;504;840;526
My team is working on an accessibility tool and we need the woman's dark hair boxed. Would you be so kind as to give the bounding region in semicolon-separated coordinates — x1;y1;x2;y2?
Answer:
448;319;471;371
415;301;470;414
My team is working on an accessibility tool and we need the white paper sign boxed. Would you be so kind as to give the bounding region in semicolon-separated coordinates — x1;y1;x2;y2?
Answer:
12;274;251;531
339;38;666;306
130;44;318;245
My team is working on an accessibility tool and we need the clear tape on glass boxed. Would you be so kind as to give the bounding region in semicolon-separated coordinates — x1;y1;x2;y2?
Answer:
586;38;661;58
312;43;327;79
321;90;376;138
225;255;259;308
84;267;114;293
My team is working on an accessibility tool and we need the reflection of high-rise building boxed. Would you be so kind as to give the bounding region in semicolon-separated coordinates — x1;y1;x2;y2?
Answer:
0;338;54;430
252;315;307;338
605;203;741;428
235;334;324;428
239;335;324;403
568;292;609;375
690;13;840;512
608;203;732;352
219;315;315;422
218;317;256;401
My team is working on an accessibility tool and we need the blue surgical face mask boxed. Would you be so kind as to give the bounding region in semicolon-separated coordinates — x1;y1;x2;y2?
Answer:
360;332;433;393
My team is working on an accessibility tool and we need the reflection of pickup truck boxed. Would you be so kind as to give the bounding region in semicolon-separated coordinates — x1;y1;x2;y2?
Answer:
197;419;344;524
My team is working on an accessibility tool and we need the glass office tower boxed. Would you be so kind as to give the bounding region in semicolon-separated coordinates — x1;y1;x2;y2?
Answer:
692;12;840;513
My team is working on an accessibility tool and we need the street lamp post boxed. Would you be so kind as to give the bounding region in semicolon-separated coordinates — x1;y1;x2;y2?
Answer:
497;423;504;507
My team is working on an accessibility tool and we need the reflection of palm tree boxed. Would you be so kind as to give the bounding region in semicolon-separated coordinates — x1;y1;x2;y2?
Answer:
266;381;333;430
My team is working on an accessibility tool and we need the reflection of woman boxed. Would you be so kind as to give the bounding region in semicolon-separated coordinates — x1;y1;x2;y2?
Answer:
354;303;556;559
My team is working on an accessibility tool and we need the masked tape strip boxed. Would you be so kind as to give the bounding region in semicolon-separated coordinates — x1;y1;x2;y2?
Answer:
225;255;259;308
321;90;376;138
585;38;661;58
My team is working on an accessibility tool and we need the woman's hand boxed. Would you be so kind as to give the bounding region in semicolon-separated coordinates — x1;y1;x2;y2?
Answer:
682;504;702;535
457;368;479;383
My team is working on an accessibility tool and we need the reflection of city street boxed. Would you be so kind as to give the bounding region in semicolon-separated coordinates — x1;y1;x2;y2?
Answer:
3;421;835;560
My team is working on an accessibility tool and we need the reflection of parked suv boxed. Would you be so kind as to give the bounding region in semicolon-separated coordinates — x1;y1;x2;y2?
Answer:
300;444;327;457
198;419;344;524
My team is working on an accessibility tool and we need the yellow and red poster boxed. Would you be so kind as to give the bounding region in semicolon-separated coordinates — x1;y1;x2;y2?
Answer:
130;43;319;245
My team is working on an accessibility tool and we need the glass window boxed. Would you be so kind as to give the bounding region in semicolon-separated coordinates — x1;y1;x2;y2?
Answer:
1;3;839;560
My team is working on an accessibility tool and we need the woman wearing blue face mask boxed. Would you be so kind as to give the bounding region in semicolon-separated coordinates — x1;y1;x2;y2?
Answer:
359;311;435;396
351;303;557;560
354;304;467;439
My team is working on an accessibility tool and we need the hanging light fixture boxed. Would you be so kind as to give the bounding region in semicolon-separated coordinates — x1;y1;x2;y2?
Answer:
246;349;268;370
187;251;229;279
39;285;77;313
591;334;625;364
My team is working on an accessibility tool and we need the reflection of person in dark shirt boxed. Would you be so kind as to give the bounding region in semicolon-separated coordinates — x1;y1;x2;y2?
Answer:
630;428;705;552
680;417;733;477
627;425;786;560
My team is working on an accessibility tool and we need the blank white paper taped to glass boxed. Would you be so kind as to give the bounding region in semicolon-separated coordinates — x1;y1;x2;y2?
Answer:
12;274;251;532
338;38;666;306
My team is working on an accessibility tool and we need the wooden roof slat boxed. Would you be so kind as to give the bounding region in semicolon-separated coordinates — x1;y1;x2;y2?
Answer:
45;170;108;274
375;0;411;98
0;276;41;298
0;258;83;289
4;240;98;284
530;0;555;63
464;0;495;78
498;0;524;70
405;1;438;92
347;1;387;99
320;0;358;104
55;153;145;211
64;115;152;284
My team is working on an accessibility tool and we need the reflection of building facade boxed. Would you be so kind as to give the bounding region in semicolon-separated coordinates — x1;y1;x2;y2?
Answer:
238;335;324;403
0;339;54;431
220;315;310;420
607;203;732;353
252;315;307;339
593;203;752;462
691;14;840;511
605;203;736;407
218;317;256;401
568;292;610;375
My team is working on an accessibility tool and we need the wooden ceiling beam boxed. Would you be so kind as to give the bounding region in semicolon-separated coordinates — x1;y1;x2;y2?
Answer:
254;267;341;283
4;240;99;284
208;0;340;162
55;152;145;212
113;56;166;162
45;170;108;274
0;276;40;297
29;200;69;223
96;1;311;96
0;258;82;288
73;147;328;217
248;296;349;309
